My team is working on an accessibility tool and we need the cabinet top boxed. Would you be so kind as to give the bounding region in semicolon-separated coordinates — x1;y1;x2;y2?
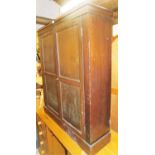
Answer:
37;2;113;33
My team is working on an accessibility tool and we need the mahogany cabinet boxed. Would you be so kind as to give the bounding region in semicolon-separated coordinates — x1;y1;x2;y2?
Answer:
38;2;113;154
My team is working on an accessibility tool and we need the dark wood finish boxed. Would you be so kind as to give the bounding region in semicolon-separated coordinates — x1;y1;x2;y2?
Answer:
44;75;59;113
82;12;112;144
57;24;81;80
53;0;118;24
38;2;112;155
92;0;117;10
41;32;56;74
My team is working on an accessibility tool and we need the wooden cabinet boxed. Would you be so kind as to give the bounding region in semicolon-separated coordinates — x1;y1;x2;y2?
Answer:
38;2;112;155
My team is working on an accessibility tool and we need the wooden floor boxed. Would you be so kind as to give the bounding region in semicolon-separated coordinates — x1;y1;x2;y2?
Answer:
96;130;118;155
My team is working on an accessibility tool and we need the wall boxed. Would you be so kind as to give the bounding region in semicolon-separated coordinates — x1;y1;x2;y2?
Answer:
36;0;60;30
36;0;60;18
111;36;118;132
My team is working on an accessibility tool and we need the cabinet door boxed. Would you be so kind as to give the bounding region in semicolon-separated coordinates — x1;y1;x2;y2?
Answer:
40;32;61;116
55;18;84;134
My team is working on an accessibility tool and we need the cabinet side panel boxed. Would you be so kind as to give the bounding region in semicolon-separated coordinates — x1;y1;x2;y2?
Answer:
82;14;91;142
83;14;112;143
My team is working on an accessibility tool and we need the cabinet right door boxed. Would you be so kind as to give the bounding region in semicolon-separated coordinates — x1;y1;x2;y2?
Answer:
55;17;85;136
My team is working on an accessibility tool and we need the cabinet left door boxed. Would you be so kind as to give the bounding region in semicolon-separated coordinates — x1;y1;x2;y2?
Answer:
40;31;61;118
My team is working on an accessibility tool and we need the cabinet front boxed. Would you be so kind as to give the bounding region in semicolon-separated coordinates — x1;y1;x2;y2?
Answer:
40;18;85;136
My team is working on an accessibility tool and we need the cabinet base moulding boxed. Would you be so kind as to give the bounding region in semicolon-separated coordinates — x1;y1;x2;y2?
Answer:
44;106;111;155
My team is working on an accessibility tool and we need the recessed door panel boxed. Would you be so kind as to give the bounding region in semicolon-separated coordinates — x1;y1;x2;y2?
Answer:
41;33;56;74
61;82;81;130
57;25;80;80
44;75;59;113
